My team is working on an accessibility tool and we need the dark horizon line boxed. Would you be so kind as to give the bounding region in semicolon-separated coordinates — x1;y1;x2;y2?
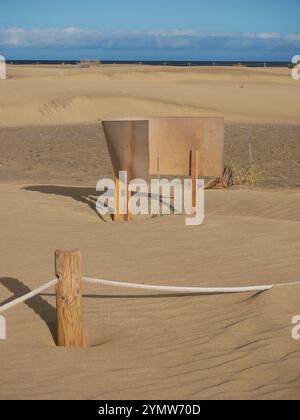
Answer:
5;59;291;65
6;59;290;61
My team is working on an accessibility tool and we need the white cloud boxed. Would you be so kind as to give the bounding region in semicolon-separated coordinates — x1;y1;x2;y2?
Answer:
0;28;299;52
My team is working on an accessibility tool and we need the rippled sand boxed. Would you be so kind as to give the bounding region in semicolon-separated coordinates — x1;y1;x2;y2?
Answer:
0;65;300;400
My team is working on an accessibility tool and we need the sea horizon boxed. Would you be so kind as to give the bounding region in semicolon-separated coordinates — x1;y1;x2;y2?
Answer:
5;59;291;68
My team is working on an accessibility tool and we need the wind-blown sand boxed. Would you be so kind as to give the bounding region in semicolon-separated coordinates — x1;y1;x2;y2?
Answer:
0;64;300;126
0;65;300;400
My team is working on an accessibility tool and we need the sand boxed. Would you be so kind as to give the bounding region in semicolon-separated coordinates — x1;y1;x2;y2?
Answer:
0;65;300;400
0;64;300;126
0;124;300;189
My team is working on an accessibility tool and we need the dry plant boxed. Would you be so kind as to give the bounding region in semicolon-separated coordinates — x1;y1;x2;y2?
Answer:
205;163;259;189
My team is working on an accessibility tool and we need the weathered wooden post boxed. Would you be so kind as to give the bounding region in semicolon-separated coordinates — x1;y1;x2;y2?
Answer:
190;150;199;209
55;249;84;347
113;176;122;222
113;175;131;222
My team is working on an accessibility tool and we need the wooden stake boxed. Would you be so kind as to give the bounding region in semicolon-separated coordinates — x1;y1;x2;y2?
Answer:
190;150;199;209
112;176;122;221
113;174;131;222
157;154;161;217
124;183;131;222
125;123;134;222
55;249;83;347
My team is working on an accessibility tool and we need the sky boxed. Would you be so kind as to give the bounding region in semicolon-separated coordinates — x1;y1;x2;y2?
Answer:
0;0;299;60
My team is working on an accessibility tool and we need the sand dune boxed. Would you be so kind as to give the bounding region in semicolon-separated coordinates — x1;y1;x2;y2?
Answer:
0;182;300;400
0;66;300;400
0;95;215;127
1;65;299;126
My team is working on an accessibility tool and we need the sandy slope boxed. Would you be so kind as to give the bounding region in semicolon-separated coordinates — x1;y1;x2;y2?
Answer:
0;183;300;400
0;66;300;400
0;65;300;126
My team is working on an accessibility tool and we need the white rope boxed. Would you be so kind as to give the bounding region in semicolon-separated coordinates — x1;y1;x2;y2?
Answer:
0;275;298;341
1;276;299;313
83;277;283;294
1;276;299;314
273;281;300;288
0;279;58;314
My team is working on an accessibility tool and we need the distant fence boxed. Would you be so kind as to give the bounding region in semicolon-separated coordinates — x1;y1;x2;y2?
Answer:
0;249;299;345
0;55;6;80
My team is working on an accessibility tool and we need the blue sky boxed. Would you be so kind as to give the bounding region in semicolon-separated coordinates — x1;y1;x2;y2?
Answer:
0;0;299;60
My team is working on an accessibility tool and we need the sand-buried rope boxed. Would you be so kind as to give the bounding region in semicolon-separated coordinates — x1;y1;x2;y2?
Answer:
1;267;299;343
0;279;58;341
1;277;300;315
0;245;299;345
0;279;58;314
82;277;300;294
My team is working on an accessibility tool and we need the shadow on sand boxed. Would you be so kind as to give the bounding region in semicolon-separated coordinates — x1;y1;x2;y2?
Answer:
22;185;174;221
40;291;263;300
0;277;57;343
23;185;107;221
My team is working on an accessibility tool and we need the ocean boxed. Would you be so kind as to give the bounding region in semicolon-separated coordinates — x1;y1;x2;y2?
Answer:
6;60;290;68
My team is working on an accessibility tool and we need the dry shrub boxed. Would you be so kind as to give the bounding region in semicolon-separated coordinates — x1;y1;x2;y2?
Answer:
205;163;259;189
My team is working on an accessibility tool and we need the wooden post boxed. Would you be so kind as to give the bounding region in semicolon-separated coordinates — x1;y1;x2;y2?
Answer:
124;182;131;221
190;150;199;209
124;123;134;222
55;249;83;347
113;176;122;221
113;175;131;221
